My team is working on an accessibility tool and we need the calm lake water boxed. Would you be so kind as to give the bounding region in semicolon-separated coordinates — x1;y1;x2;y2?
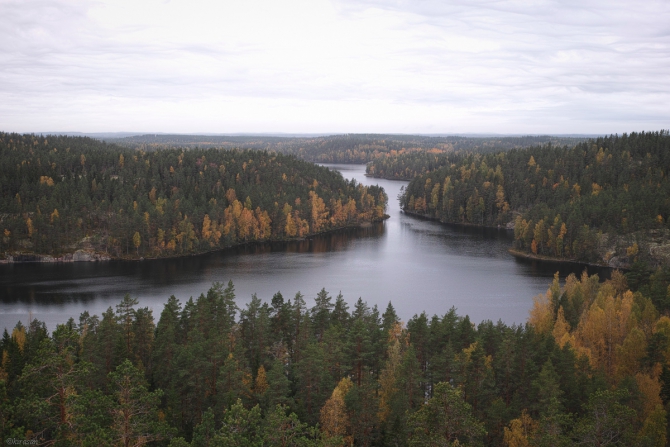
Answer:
0;164;609;331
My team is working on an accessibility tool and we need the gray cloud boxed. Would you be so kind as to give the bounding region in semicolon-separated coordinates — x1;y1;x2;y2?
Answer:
0;0;668;133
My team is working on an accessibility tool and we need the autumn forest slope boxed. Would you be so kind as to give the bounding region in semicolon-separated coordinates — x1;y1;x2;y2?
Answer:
397;131;670;269
0;133;387;260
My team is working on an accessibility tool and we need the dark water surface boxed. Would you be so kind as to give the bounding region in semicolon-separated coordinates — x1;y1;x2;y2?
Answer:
0;164;609;331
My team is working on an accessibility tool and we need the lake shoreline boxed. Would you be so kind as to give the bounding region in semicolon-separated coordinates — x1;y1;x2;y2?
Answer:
402;209;514;232
0;217;390;264
507;248;620;272
401;209;621;273
365;173;413;181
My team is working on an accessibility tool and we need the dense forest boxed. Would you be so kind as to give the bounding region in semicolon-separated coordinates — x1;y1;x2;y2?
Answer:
399;131;670;268
1;269;670;446
366;150;454;180
105;134;589;165
0;133;387;260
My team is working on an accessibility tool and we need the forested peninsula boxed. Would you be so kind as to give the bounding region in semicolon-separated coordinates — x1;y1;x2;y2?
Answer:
0;133;387;261
395;131;670;270
2;271;670;445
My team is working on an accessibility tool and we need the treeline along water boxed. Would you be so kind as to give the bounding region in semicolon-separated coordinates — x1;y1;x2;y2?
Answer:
0;164;610;331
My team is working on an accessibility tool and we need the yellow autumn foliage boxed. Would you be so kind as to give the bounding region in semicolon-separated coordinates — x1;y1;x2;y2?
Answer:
503;410;537;447
528;291;553;335
320;377;353;445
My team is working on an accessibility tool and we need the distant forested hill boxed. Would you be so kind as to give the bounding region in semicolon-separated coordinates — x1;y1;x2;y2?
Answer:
364;137;598;180
0;133;387;260
400;131;670;267
105;133;590;164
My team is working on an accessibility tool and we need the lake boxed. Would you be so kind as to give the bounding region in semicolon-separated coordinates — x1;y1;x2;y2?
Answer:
0;164;608;332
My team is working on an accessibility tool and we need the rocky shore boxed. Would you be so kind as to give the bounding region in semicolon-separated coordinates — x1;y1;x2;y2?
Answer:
0;250;111;264
0;217;391;264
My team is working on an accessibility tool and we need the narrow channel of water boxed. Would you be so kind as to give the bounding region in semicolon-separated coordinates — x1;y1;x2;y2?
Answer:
0;164;609;331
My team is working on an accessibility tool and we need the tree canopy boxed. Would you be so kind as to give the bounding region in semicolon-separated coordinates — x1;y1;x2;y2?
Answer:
2;272;669;446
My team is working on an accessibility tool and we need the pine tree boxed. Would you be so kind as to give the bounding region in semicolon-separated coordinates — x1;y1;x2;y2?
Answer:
312;288;334;342
572;389;636;447
18;323;89;443
407;382;485;447
109;360;173;446
264;404;322;447
116;295;139;359
265;359;292;410
294;342;332;425
217;400;262;446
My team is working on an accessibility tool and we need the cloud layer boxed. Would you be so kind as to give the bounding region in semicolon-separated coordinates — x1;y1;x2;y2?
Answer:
1;0;668;133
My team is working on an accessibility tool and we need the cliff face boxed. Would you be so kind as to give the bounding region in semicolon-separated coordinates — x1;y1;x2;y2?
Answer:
599;229;670;270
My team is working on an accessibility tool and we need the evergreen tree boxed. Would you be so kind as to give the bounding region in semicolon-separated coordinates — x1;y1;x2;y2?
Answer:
407;382;486;447
108;359;173;446
572;389;636;447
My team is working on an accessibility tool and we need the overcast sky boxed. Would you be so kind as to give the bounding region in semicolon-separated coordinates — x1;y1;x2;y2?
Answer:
1;0;668;134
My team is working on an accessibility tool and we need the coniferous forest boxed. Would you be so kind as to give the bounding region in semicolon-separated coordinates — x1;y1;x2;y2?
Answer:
0;133;387;260
1;271;670;446
395;131;670;269
2;130;670;446
104;134;588;165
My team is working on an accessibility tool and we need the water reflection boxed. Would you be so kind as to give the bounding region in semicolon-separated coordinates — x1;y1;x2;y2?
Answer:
513;256;612;280
0;223;387;307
